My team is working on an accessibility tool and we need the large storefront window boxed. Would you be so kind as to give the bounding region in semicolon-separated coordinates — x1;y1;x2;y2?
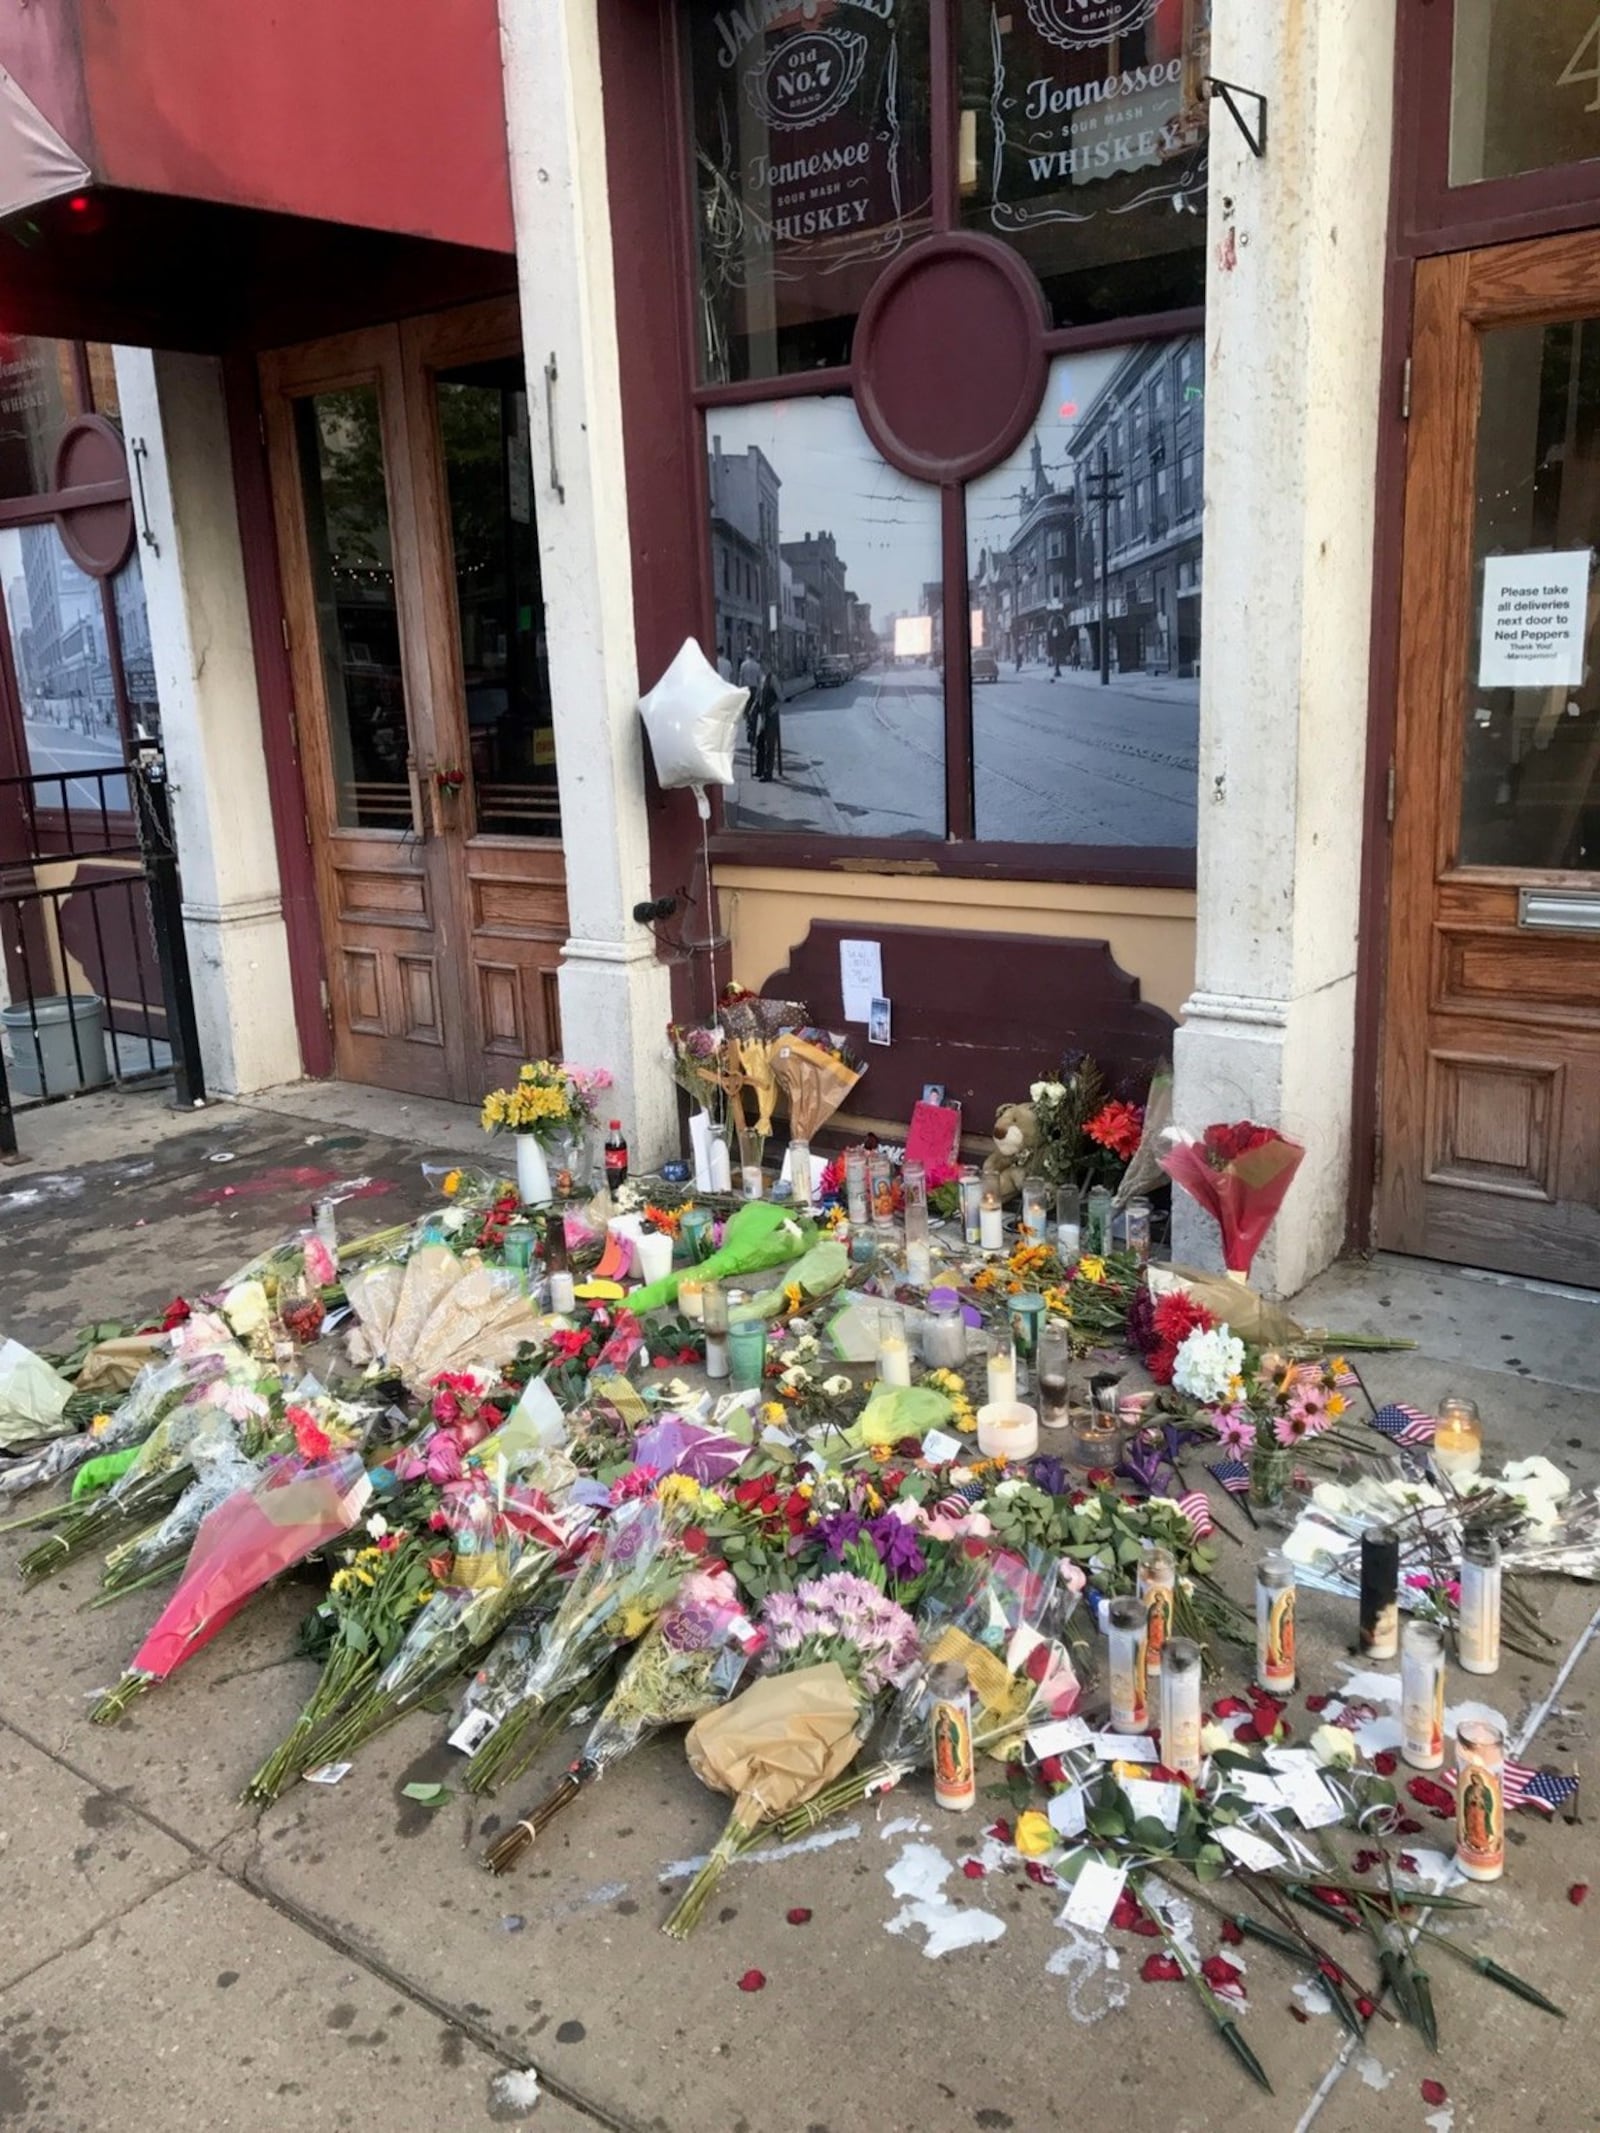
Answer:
0;335;78;500
686;1;933;382
0;522;130;811
964;336;1200;846
1451;0;1600;187
957;0;1209;327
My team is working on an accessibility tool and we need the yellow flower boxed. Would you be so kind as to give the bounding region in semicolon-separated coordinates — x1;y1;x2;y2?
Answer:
1330;1357;1351;1380
868;1445;892;1465
796;1480;813;1499
782;1282;805;1315
618;1603;657;1640
955;1412;978;1433
441;1169;463;1197
1327;1392;1348;1419
864;1486;884;1514
89;1411;112;1437
1077;1255;1106;1284
656;1474;702;1511
1014;1810;1055;1857
330;1568;357;1596
973;1267;1001;1293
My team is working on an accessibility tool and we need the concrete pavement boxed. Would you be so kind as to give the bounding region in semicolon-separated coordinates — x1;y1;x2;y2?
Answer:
0;1085;1595;2132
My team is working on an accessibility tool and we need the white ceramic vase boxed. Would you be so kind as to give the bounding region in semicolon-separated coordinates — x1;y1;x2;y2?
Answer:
515;1132;552;1209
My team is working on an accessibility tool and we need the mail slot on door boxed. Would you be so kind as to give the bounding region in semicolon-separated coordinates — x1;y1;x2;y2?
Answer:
1518;889;1600;933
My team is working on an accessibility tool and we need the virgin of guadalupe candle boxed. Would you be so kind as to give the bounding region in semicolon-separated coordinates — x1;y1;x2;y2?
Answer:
1106;1596;1149;1732
1458;1534;1502;1676
1138;1547;1177;1677
845;1149;869;1227
1455;1719;1505;1882
1256;1552;1296;1693
1159;1638;1203;1779
1401;1619;1446;1770
929;1663;976;1810
1359;1527;1400;1660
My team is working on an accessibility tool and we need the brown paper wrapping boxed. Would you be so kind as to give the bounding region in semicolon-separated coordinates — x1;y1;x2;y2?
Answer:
685;1662;863;1830
772;1035;864;1144
1146;1264;1306;1346
74;1333;167;1396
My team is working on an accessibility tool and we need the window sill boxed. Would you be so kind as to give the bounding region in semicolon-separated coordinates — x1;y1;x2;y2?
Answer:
708;830;1196;891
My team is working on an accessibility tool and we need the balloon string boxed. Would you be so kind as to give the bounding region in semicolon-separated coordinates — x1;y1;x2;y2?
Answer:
700;802;722;1011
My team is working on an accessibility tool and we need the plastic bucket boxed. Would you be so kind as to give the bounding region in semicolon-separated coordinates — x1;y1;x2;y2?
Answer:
2;993;111;1097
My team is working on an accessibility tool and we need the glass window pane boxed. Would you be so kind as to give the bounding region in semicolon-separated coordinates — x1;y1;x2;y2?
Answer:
293;388;412;832
112;551;160;745
0;522;129;813
1460;320;1600;871
435;359;559;840
1451;0;1600;187
965;336;1202;845
86;344;121;420
958;0;1209;329
706;398;944;836
684;1;932;384
0;336;79;500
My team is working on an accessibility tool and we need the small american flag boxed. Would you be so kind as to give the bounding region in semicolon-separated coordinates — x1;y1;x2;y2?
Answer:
1177;1490;1215;1538
1207;1458;1252;1496
934;1479;988;1517
1369;1401;1435;1446
1442;1762;1579;1815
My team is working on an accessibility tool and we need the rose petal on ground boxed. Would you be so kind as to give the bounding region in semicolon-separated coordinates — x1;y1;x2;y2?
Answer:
1141;1954;1183;1983
1421;2079;1448;2106
786;1908;812;1925
1570;1883;1589;1906
737;1969;766;1992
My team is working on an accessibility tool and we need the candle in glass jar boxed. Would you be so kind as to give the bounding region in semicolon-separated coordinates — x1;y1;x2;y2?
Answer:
958;1165;983;1246
1458;1533;1502;1676
922;1293;966;1369
1138;1546;1176;1677
1455;1718;1506;1882
869;1150;896;1234
877;1307;912;1388
1432;1394;1483;1483
677;1276;706;1324
845;1148;869;1227
1256;1552;1296;1693
1105;1596;1149;1732
976;1400;1038;1462
708;1125;733;1194
986;1338;1017;1408
1123;1196;1152;1263
1159;1638;1203;1779
1401;1619;1446;1769
789;1138;814;1211
1055;1183;1081;1260
905;1238;933;1288
1038;1317;1071;1427
701;1279;730;1381
1020;1176;1049;1245
979;1188;1004;1254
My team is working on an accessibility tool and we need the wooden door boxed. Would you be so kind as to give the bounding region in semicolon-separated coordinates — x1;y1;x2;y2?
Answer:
263;304;566;1102
1379;235;1600;1285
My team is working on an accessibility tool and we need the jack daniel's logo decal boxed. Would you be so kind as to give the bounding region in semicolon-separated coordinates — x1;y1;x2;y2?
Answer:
1023;0;1161;48
744;29;868;131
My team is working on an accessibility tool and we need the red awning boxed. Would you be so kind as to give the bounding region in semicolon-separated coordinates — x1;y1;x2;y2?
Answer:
0;63;89;221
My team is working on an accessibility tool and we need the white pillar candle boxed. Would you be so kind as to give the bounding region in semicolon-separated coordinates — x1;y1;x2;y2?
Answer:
976;1401;1038;1462
548;1270;576;1314
979;1194;1004;1253
986;1345;1017;1408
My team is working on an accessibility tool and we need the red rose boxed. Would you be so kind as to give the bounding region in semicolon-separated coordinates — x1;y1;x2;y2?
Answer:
961;1859;986;1880
1304;1693;1330;1713
160;1297;192;1331
1038;1755;1068;1787
683;1526;708;1555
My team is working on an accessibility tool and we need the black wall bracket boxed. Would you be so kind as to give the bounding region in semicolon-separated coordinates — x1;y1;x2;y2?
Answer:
1205;77;1267;159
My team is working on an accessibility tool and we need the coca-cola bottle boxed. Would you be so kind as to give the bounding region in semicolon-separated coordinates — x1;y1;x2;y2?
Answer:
604;1119;629;1190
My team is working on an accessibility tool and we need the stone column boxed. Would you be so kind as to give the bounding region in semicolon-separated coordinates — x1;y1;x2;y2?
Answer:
1173;0;1397;1294
497;0;677;1167
112;348;302;1096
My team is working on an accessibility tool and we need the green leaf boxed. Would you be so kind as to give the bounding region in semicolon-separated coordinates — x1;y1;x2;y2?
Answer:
401;1781;450;1805
1130;1816;1175;1852
1194;1844;1227;1882
1087;1805;1129;1840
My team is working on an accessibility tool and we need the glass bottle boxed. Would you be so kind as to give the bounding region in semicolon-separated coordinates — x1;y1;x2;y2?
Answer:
1037;1317;1072;1427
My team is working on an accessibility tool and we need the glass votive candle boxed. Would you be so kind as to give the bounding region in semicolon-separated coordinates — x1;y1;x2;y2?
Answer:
680;1207;714;1261
876;1306;913;1388
958;1165;983;1246
1084;1185;1113;1255
788;1139;814;1211
905;1238;933;1288
845;1148;869;1226
1123;1195;1152;1263
1037;1317;1072;1428
1069;1405;1121;1470
1007;1291;1046;1395
1455;1718;1506;1882
985;1335;1017;1408
738;1129;764;1200
1055;1182;1081;1260
502;1226;535;1285
1401;1618;1446;1770
728;1311;768;1393
1020;1175;1049;1245
922;1292;967;1369
1105;1596;1149;1732
976;1400;1038;1462
1432;1394;1483;1483
979;1186;1004;1254
677;1276;706;1324
869;1150;896;1233
1159;1638;1203;1778
702;1279;729;1381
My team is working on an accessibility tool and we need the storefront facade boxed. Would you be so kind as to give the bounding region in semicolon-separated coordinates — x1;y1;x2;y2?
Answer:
3;1;1599;1295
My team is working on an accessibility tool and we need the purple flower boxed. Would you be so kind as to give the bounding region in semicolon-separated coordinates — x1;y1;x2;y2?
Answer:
1028;1456;1069;1499
867;1514;925;1585
817;1511;866;1560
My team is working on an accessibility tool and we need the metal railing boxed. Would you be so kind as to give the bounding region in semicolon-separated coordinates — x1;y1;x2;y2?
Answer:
0;753;204;1155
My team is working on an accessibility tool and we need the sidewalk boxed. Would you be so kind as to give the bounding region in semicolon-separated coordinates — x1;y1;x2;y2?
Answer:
1;1085;1595;2132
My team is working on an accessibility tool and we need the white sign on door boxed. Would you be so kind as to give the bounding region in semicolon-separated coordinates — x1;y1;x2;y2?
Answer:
1478;550;1592;689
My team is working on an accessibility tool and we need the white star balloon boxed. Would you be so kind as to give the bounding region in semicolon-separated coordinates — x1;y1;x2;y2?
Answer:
637;638;748;820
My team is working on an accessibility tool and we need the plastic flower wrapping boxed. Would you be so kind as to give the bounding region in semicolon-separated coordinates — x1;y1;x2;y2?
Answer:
1160;1120;1306;1280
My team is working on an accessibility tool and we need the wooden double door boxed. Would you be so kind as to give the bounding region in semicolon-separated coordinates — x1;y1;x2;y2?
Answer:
1381;235;1600;1285
262;301;566;1103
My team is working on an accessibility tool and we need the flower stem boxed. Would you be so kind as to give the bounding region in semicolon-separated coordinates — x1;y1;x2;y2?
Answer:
661;1807;764;1941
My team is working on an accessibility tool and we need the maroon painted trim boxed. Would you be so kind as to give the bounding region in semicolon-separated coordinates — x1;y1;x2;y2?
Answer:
709;830;1196;890
0;479;129;527
929;0;956;238
1042;306;1205;355
692;367;854;407
942;483;972;840
221;349;333;1079
852;232;1049;484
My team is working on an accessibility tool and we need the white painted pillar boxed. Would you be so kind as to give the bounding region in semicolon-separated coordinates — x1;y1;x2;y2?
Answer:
1173;0;1396;1294
112;348;302;1096
497;0;677;1169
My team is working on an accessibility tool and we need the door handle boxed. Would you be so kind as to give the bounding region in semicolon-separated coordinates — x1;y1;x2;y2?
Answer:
544;353;564;503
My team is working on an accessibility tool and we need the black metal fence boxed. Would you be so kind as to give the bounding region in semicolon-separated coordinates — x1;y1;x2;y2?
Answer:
0;753;204;1155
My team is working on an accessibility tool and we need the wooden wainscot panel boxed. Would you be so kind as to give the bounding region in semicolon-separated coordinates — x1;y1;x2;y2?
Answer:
1425;1049;1561;1201
1437;925;1600;1022
335;865;430;927
396;955;444;1045
760;921;1175;1138
477;962;526;1060
541;968;563;1059
471;874;569;939
342;948;384;1033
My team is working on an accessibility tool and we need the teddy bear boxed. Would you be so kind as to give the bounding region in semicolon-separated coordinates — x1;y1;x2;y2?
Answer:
981;1100;1040;1205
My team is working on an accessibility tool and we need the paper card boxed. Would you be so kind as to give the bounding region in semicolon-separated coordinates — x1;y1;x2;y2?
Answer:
904;1100;963;1171
839;938;883;1023
1120;1779;1183;1834
1263;1746;1315;1773
305;1762;353;1786
1094;1733;1159;1762
1048;1786;1088;1839
1478;549;1591;688
448;1709;499;1755
1276;1764;1343;1829
1230;1770;1289;1806
921;1428;964;1465
1061;1856;1127;1934
1217;1825;1288;1871
1029;1716;1094;1759
868;996;892;1047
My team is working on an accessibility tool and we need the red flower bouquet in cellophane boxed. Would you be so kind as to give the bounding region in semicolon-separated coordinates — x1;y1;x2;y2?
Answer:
1160;1121;1305;1281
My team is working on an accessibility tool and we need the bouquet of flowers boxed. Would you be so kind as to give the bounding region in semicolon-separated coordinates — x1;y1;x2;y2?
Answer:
89;1451;372;1723
459;1493;693;1794
662;1572;918;1937
484;1565;761;1871
344;1243;544;1392
1029;1054;1148;1197
882;1545;1069;1767
771;1028;865;1149
244;1518;438;1800
480;1059;603;1147
1160;1120;1306;1282
667;1021;728;1125
96;1416;263;1602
